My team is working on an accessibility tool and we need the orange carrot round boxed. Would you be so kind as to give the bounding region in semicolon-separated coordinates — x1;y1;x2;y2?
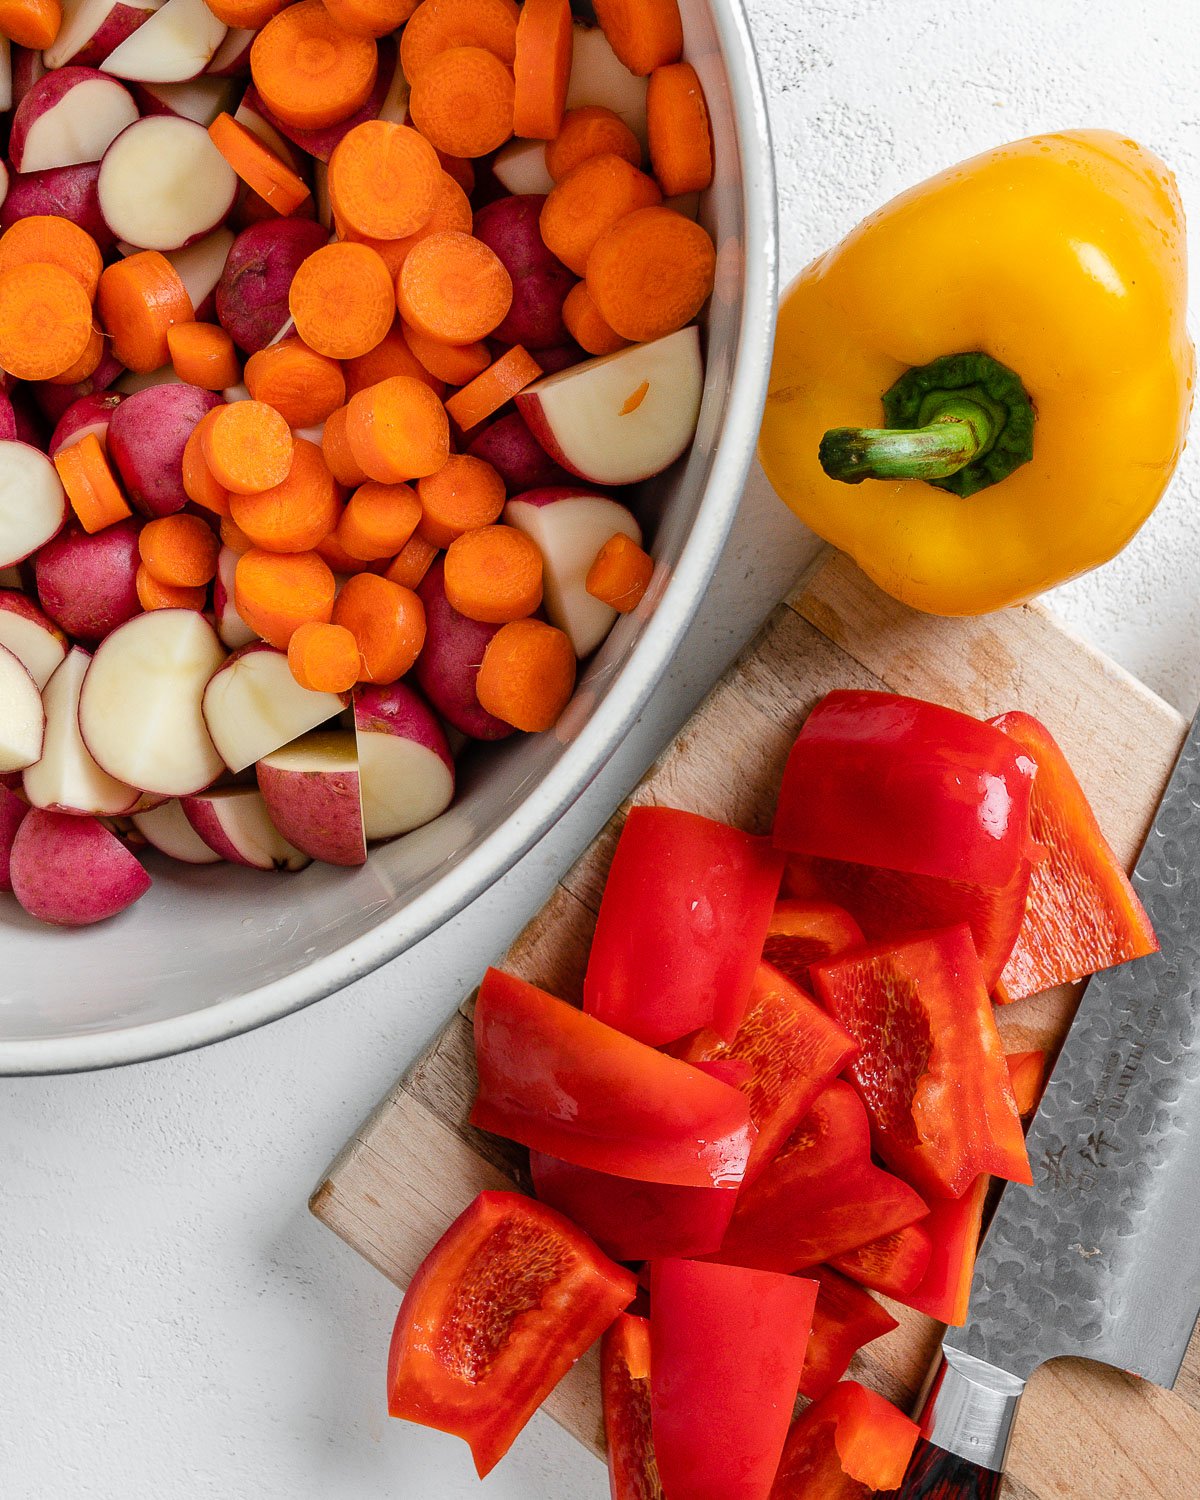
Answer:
585;532;653;612
202;400;294;495
561;280;630;356
167;323;241;391
204;0;286;26
408;46;515;159
341;321;443;399
344;374;450;483
0;0;61;49
476;617;575;731
323;0;418;37
53;433;131;534
539;153;662;274
586;205;716;342
0;261;93;381
229;437;343;553
251;0;379;130
244;337;346;428
336;480;421;560
139;514;221;588
545;106;641;182
329;120;442;240
385;533;439;590
220;514;256;554
443;345;541;432
96;251;193;374
136;567;207;613
592;0;682;76
401;323;491;386
183;409;231;517
512;0;572;140
443;523;542;623
47;324;105;386
235;548;337;649
287;619;361;692
400;0;517;81
647;62;713;196
208;112;312;217
331;571;426;682
415;453;505;545
0;215;103;297
289;241;395;360
395;230;513;345
339;169;473;280
321;406;369;487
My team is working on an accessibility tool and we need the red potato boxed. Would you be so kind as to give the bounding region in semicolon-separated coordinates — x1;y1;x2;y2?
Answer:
46;0;159;69
0;643;45;773
9;67;140;174
101;0;228;83
467;411;572;494
113;365;183;396
132;74;237;126
0;781;29;893
34;518;142;643
107;383;222;518
216;218;329;354
130;796;221;862
0;589;68;688
0;161;115;247
241;39;399;164
10;45;45;108
205;26;254;77
98;115;238;250
492;139;555;197
8;389;46;451
353;682;455;840
34;351;125;427
0;393;14;442
473;196;574;350
48;391;124;457
9;808;151;926
202;642;345;772
24;647;140;816
258;728;366;866
0;37;9;111
166;228;235;321
415;561;514;742
181;786;309;870
212;545;256;649
0;441;69;569
531;343;585;375
0;161;7;214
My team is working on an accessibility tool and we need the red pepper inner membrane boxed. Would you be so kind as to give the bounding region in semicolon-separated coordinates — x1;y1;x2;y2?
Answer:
760;898;866;989
769;1381;920;1499
829;1222;934;1300
603;1314;663;1500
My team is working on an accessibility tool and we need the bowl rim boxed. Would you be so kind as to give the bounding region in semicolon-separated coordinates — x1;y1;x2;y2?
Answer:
4;1;779;1075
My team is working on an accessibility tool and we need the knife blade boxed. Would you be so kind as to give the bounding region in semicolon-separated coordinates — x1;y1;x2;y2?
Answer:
892;707;1200;1497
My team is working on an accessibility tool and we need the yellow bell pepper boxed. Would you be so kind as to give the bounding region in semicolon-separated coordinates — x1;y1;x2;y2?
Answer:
758;131;1194;615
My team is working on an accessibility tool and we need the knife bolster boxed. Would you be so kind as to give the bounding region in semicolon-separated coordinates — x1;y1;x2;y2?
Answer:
915;1347;1027;1473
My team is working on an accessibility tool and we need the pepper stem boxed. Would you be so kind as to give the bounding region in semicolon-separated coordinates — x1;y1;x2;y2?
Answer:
820;396;996;484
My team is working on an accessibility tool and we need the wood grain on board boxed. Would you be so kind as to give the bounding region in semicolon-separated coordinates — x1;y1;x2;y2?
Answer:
312;551;1198;1495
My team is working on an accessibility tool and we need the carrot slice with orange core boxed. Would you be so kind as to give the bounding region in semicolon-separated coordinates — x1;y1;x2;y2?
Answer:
322;406;369;487
0;262;93;381
415;453;505;546
96;251;193;374
400;0;517;81
341;322;443;399
205;0;286;26
230;438;343;553
234;548;337;649
323;0;418;37
443;345;542;432
167;322;241;391
244;337;346;428
647;62;714;196
587;205;716;342
339;170;473;280
183;410;231;517
136;567;206;613
329;120;442;240
0;215;103;297
476;617;576;732
47;324;105;385
332;571;426;682
289;241;395;360
250;0;379;131
443;523;543;623
385;533;440;590
585;532;653;612
408;47;516;159
396;230;513;345
539;153;662;275
139;514;221;588
202;400;295;496
402;322;492;386
208;112;312;217
344;374;450;483
53;433;131;534
512;0;572;140
593;0;682;76
287;620;361;692
562;280;630;356
336;480;422;561
0;0;62;50
545;106;641;181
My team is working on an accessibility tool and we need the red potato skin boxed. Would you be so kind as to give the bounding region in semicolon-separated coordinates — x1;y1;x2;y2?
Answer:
11;46;46;110
0;396;15;443
9;389;48;450
9;809;151;926
107;384;222;517
467;411;572;493
0;162;116;248
257;756;367;867
416;560;515;741
473;196;574;350
526;342;584;375
55;1;157;68
9;68;135;173
49;392;124;456
354;681;455;773
241;41;397;165
33;349;125;425
216;218;330;353
0;783;29;893
35;518;142;643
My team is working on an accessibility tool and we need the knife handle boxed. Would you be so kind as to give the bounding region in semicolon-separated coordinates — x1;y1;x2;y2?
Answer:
881;1437;1004;1500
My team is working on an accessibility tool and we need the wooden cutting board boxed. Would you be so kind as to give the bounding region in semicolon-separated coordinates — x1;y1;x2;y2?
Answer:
311;551;1200;1500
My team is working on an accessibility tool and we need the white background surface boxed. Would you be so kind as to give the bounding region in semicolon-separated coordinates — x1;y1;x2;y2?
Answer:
4;2;1200;1496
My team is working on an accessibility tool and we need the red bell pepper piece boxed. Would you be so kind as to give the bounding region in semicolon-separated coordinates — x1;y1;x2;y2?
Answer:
829;1222;934;1300
651;1258;817;1500
811;925;1031;1199
901;1173;991;1326
471;967;756;1188
710;1081;928;1274
760;898;866;987
990;711;1158;1002
1006;1049;1046;1118
387;1191;636;1476
602;1314;661;1500
584;806;785;1046
769;1380;920;1499
675;960;858;1184
773;691;1037;888
798;1267;899;1402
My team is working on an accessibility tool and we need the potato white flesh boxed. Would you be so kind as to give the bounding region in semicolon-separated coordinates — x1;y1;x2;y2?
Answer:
565;24;648;147
0;592;67;690
492;138;555;196
131;797;221;863
101;0;227;83
0;442;68;568
98;115;237;249
182;787;309;870
202;646;343;773
24;648;139;815
0;644;45;773
12;74;139;173
45;0;160;70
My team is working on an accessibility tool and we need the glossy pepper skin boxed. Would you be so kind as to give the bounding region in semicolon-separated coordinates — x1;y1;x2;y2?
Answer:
798;1267;899;1403
759;131;1194;615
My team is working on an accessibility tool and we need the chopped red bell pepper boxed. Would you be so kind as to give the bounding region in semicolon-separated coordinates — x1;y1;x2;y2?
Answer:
773;692;1037;888
990;711;1157;1002
901;1173;990;1326
602;1314;662;1500
387;1191;636;1476
798;1267;899;1402
471;967;756;1188
584;806;785;1046
1006;1049;1046;1118
760;898;866;987
811;925;1031;1199
675;960;858;1184
829;1222;934;1300
651;1258;817;1500
709;1081;928;1274
769;1380;920;1499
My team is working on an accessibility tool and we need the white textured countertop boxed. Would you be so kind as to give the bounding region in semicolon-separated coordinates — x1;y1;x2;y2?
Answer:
4;2;1199;1495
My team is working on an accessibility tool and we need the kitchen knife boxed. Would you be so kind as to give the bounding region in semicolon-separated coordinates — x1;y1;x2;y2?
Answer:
890;708;1200;1500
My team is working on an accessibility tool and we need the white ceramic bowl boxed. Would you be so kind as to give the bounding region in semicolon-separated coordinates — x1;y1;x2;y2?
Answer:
0;0;778;1073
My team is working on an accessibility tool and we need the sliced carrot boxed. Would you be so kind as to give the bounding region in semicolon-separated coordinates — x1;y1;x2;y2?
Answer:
230;438;343;553
183;410;231;517
250;0;379;131
323;0;418;37
289;241;395;360
545;106;641;182
415;453;505;546
139;514;221;588
512;0;572;140
220;514;256;554
204;0;286;25
401;323;491;386
586;204;716;342
234;548;337;649
443;345;542;432
96;251;193;374
208;112;312;217
344;375;450;483
336;480;421;560
136;567;206;613
244;337;346;427
53;433;131;534
585;532;652;612
592;0;682;76
562;280;630;356
332;571;426;682
443;523;542;623
476;617;575;732
167;323;241;391
385;533;440;590
408;46;515;159
400;0;517;82
0;215;103;297
647;62;713;196
287;620;361;692
317;531;387;575
202;400;294;495
341;321;444;399
328;120;442;240
539;153;662;275
395;230;513;345
0;262;93;381
339;170;473;279
0;0;61;49
321;405;369;486
47;324;105;385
